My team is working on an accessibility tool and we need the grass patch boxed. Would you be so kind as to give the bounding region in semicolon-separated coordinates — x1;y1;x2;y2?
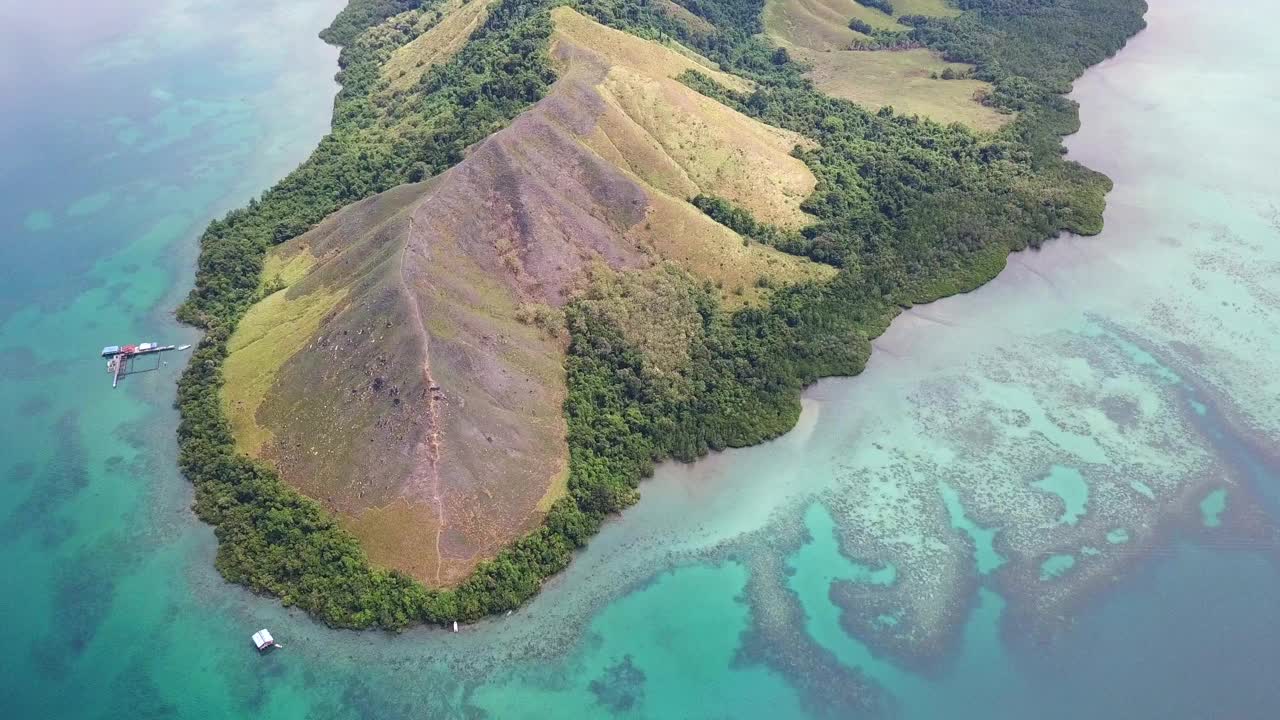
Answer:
590;64;816;226
763;0;899;50
763;0;1004;130
534;464;571;513
342;499;443;580
846;3;907;33
381;0;498;93
223;272;348;455
654;0;716;36
798;47;1007;131
626;194;832;308
259;246;320;290
552;6;751;92
762;0;960;49
890;0;960;18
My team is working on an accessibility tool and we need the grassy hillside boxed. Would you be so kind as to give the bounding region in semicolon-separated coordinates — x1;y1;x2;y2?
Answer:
177;0;1147;629
221;6;830;586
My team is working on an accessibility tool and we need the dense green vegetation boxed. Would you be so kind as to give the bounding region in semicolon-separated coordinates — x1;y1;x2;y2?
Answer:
176;0;1146;628
848;12;920;50
321;0;422;45
847;26;917;50
854;0;895;16
849;17;875;35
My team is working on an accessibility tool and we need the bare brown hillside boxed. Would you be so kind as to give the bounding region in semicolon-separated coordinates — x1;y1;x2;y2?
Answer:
224;8;832;585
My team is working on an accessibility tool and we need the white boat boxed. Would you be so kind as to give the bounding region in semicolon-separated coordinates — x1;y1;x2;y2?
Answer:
178;344;192;351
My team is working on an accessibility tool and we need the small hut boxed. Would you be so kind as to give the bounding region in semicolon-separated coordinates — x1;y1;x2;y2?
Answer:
251;629;281;653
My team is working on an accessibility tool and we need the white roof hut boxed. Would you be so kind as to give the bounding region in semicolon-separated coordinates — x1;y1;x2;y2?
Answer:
251;629;281;652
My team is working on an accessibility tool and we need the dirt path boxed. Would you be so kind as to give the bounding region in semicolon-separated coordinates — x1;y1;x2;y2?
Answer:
400;213;447;585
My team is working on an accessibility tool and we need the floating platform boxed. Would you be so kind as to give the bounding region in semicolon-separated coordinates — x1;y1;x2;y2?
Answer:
252;628;282;653
100;342;186;388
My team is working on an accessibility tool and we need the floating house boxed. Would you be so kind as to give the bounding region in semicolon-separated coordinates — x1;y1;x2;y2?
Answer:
251;629;281;653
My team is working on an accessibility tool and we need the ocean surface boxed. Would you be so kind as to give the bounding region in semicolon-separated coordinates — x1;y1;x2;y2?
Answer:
3;0;1278;718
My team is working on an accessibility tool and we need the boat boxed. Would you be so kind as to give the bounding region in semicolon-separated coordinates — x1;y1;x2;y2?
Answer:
178;344;192;351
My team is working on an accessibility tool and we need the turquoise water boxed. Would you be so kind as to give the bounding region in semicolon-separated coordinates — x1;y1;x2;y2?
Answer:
4;0;1280;718
0;1;347;716
1200;489;1228;528
1030;466;1089;527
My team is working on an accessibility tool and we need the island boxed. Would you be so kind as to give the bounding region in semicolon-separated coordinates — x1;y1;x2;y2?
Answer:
176;0;1147;629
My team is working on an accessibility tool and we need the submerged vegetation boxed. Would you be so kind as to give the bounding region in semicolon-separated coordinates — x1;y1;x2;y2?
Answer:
177;0;1147;628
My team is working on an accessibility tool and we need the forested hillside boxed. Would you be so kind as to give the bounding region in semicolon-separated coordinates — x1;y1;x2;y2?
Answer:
177;0;1147;628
